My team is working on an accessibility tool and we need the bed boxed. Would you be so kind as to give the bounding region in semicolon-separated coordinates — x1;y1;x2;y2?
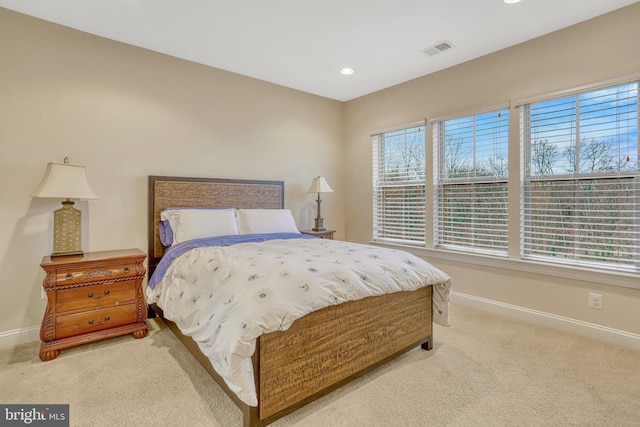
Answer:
146;175;451;427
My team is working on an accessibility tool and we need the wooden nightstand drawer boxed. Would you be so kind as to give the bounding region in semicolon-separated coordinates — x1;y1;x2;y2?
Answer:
55;304;138;339
53;262;138;286
56;280;137;313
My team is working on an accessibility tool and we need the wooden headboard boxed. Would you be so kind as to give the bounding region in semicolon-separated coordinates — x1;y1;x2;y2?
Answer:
147;176;284;275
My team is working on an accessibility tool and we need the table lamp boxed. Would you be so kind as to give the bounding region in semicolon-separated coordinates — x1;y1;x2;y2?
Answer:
31;158;97;257
307;176;333;231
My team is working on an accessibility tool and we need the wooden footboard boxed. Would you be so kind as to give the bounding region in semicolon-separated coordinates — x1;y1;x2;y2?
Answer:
155;285;432;427
259;285;432;423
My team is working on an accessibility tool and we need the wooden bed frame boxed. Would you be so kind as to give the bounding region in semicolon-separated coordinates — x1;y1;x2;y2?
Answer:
147;175;433;427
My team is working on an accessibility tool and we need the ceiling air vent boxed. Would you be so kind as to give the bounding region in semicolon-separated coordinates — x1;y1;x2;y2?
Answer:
421;41;455;57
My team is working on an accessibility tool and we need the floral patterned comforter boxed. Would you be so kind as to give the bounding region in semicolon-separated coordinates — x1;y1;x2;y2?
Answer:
146;234;451;406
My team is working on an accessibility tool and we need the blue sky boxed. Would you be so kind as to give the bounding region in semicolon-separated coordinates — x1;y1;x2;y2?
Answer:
529;82;638;175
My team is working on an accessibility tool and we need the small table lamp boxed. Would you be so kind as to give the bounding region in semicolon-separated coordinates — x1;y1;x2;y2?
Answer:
307;176;333;231
31;158;97;257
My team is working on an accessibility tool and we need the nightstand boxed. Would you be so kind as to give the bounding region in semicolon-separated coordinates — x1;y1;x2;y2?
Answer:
301;229;335;239
39;249;148;361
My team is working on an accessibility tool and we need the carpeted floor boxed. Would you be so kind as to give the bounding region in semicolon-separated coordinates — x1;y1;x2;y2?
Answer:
1;304;639;426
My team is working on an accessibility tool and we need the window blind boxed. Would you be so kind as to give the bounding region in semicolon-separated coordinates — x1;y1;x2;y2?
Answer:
521;82;639;271
434;109;509;254
372;126;426;244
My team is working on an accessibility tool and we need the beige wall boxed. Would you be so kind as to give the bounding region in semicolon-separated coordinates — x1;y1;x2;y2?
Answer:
0;8;344;333
344;4;640;335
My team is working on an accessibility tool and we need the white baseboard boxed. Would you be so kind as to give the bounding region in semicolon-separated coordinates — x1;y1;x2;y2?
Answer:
3;294;639;353
0;326;40;350
451;291;640;352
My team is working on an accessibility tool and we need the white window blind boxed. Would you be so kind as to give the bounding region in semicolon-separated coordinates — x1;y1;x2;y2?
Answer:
434;109;509;254
521;81;639;272
372;126;426;244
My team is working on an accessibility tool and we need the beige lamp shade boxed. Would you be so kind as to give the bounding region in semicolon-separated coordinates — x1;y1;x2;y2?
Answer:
306;176;333;194
31;162;97;200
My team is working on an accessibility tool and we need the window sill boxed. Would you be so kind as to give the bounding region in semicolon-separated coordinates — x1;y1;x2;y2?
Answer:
371;241;640;290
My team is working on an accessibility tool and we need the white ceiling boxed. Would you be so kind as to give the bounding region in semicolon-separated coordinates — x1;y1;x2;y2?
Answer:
1;0;638;101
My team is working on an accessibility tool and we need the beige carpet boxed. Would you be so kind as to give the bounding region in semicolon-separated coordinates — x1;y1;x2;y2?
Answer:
1;304;639;427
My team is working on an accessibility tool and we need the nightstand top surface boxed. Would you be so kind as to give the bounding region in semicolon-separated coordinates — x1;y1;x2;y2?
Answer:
41;248;145;267
300;229;336;239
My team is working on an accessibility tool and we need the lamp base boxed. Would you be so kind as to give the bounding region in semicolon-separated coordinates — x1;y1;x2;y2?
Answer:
52;200;83;257
51;250;84;258
312;217;326;232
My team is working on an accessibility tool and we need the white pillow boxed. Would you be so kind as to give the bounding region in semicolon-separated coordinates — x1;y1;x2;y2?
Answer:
236;209;300;234
160;208;238;244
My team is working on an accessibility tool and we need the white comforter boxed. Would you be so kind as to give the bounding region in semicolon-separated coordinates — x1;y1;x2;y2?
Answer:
146;236;451;406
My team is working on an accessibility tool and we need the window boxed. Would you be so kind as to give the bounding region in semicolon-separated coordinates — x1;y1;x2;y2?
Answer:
372;125;426;244
433;109;509;254
521;82;639;271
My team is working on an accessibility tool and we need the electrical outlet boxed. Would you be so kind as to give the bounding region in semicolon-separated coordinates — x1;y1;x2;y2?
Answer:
588;292;603;310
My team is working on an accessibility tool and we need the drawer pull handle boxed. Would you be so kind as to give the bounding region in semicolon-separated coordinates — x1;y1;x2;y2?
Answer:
88;316;110;326
87;290;110;299
123;267;130;273
65;273;73;280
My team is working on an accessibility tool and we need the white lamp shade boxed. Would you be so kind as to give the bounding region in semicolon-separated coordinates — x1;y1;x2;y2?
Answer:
307;176;333;194
31;162;98;200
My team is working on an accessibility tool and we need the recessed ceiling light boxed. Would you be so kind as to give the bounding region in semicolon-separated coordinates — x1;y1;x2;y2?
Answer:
504;0;522;3
340;68;355;75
